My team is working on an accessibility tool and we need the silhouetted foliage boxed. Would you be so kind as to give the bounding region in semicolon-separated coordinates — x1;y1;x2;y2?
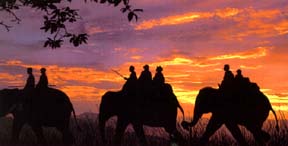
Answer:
0;0;142;49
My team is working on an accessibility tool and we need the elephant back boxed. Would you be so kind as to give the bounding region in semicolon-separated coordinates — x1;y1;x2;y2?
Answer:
133;83;179;124
217;84;271;122
29;88;73;124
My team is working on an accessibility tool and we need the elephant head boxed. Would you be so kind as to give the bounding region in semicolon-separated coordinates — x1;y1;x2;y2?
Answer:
182;87;218;129
0;88;21;117
99;91;123;143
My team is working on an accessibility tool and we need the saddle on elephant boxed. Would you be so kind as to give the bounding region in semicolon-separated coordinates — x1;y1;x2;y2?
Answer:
219;76;261;105
135;83;180;110
23;87;72;120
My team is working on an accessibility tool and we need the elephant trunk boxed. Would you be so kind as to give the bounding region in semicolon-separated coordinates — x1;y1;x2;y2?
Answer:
181;104;203;130
99;112;108;144
190;105;202;127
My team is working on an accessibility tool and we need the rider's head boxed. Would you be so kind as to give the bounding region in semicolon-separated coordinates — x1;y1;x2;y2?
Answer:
237;69;242;75
27;68;33;74
224;64;230;71
40;68;46;74
156;66;163;72
129;66;135;72
143;64;149;71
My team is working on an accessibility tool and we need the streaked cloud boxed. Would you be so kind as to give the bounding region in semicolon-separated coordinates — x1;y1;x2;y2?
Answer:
60;85;106;101
215;7;242;18
0;73;23;87
85;25;105;35
134;12;213;30
134;7;242;30
209;47;269;60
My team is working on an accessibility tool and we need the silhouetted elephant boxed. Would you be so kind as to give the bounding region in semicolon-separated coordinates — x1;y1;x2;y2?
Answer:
181;87;279;146
99;84;185;145
0;88;79;145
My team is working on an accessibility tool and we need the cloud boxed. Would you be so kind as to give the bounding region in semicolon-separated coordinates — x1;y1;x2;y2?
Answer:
134;12;213;30
133;7;288;45
0;73;24;87
85;25;105;35
209;47;269;60
60;85;106;101
215;7;242;18
133;7;243;30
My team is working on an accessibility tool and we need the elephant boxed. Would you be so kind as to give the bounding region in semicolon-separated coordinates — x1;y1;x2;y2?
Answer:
181;87;279;146
99;83;185;145
0;88;80;144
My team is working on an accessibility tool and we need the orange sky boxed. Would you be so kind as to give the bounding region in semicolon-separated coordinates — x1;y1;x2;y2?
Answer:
0;0;288;119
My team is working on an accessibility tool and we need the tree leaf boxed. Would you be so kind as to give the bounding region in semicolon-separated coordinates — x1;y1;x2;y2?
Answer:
114;0;121;7
100;0;106;3
48;4;57;10
44;40;49;47
128;12;133;21
133;9;143;12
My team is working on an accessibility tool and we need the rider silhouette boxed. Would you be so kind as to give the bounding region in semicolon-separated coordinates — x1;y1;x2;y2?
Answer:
138;65;152;85
223;64;234;82
24;67;35;91
36;68;48;89
219;64;235;100
23;67;35;104
153;66;165;87
138;65;152;98
235;69;243;80
122;66;138;96
220;64;234;89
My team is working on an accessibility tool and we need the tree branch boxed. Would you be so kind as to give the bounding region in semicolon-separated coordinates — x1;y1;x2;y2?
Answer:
5;9;21;24
0;0;142;48
0;21;12;31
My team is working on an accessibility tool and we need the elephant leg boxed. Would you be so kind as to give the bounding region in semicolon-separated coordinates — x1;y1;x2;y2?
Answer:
11;118;24;143
171;129;185;146
260;130;270;142
99;112;111;144
132;123;147;146
164;124;184;145
31;126;46;144
200;114;223;145
62;129;74;145
114;118;129;145
57;124;74;145
246;125;268;145
225;123;248;146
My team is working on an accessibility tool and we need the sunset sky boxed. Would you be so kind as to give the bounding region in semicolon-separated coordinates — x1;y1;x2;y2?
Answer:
0;0;288;118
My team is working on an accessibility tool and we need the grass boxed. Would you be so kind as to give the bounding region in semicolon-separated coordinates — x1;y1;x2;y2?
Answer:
0;113;287;146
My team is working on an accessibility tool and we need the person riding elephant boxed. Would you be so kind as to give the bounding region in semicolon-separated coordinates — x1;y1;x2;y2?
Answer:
219;64;234;99
122;65;138;96
138;65;152;98
36;68;48;90
234;69;260;99
152;66;165;98
24;67;35;91
220;64;234;88
153;66;165;87
235;69;243;81
22;67;35;109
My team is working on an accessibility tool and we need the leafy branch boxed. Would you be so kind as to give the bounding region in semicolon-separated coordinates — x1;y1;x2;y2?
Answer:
0;0;143;48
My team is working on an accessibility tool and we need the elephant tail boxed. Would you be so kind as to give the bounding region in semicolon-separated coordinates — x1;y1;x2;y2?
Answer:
270;107;279;132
